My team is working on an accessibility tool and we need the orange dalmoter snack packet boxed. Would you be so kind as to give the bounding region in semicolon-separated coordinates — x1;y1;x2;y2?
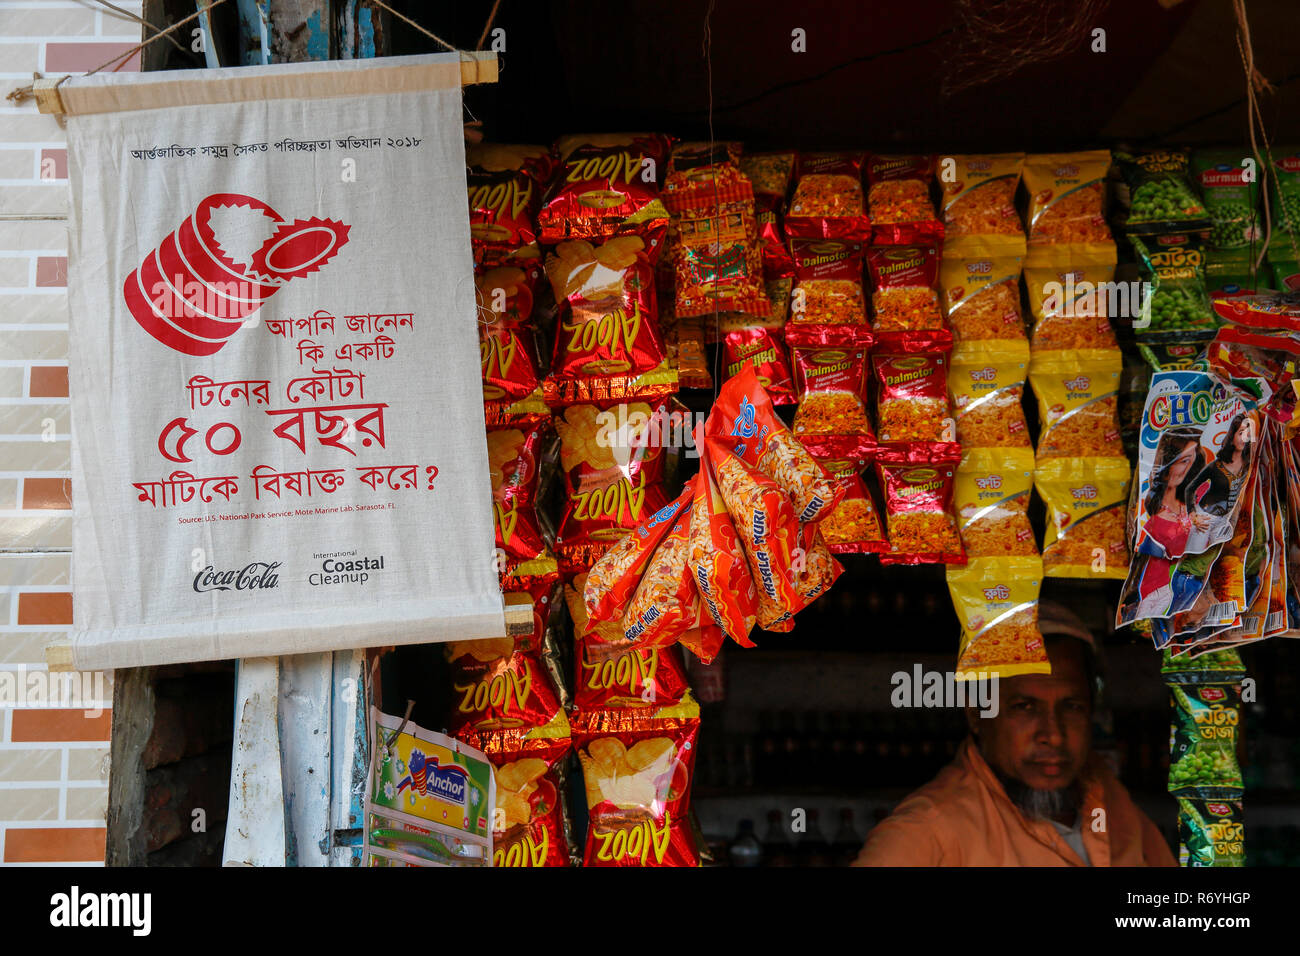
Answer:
802;444;888;554
876;443;966;565
708;363;843;523
554;402;670;576
865;154;943;245
867;244;945;333
455;731;573;868
574;637;691;711
786;324;876;457
543;231;677;407
538;133;672;243
872;330;955;445
786;152;871;241
572;700;701;867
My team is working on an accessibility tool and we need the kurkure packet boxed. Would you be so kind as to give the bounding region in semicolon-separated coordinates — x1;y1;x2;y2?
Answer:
1034;456;1131;579
1022;150;1115;261
866;244;944;332
876;443;965;565
947;555;1049;680
538;133;673;243
938;152;1027;257
865;154;942;245
939;245;1026;342
1023;251;1121;352
954;447;1037;558
1114;148;1212;236
948;339;1031;449
1029;348;1125;460
571;696;701;867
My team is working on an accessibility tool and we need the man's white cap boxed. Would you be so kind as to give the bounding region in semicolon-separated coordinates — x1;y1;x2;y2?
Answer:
1037;601;1097;652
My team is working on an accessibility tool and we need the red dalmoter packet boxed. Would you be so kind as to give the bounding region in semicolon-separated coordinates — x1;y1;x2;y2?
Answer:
872;329;955;446
572;699;701;867
466;144;554;266
553;402;670;577
543;230;677;407
866;244;944;333
802;444;888;554
786;323;876;458
538;133;673;243
876;443;966;565
865;154;943;246
785;152;871;241
455;731;573;868
789;238;868;326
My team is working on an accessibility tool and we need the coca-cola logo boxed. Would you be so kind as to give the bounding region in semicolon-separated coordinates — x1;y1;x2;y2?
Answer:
193;562;282;592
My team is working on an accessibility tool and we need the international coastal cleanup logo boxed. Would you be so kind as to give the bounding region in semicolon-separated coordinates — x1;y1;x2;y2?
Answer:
124;193;350;356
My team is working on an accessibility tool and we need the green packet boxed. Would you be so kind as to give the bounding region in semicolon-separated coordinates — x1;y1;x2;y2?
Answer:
1161;646;1246;677
1116;148;1212;236
1167;680;1244;797
1266;146;1300;235
1178;797;1244;867
1266;243;1300;291
1205;247;1272;296
1191;149;1261;250
1132;233;1219;338
1137;342;1208;372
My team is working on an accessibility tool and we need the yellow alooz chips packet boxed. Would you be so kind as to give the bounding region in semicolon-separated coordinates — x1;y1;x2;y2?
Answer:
946;555;1049;680
1034;456;1132;579
1029;348;1124;460
954;448;1037;558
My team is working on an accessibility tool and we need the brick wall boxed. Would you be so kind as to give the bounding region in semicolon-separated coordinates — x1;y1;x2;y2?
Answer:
0;0;144;866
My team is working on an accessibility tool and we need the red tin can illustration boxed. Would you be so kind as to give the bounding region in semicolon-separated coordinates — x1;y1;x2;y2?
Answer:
123;193;350;356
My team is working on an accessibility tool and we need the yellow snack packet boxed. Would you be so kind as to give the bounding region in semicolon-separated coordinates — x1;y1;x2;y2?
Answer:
955;448;1037;558
1034;456;1131;579
938;152;1026;258
1023;252;1120;353
1029;348;1124;461
1022;150;1116;263
949;339;1032;449
939;246;1025;342
947;555;1049;680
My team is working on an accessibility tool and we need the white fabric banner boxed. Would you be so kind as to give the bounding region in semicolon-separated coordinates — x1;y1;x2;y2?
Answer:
64;55;504;669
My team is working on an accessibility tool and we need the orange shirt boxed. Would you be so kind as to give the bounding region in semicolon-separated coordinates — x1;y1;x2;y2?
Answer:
854;737;1177;867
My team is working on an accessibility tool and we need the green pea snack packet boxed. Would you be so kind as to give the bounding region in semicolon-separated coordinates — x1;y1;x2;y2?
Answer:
1136;342;1208;372
1205;248;1271;297
1265;146;1300;236
1166;680;1244;797
1266;243;1300;291
1131;233;1218;338
1116;148;1211;236
1178;798;1244;867
1191;149;1261;250
1161;646;1246;678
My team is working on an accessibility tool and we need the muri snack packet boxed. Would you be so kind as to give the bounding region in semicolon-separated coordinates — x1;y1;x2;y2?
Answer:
803;447;888;554
617;481;702;648
1034;456;1131;579
954;447;1037;558
539;133;672;243
947;555;1049;680
687;434;759;650
949;339;1031;449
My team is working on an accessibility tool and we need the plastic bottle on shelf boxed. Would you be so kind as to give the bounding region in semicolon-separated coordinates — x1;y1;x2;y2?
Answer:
728;819;763;868
800;808;832;867
831;807;863;866
762;809;794;867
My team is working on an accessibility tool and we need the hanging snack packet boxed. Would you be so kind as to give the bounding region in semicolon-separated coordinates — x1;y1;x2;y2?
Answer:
466;143;554;265
567;570;622;644
1034;456;1131;579
1137;342;1207;373
499;557;561;656
707;363;843;522
538;133;672;243
722;326;796;404
785;152;870;241
947;555;1048;679
575;637;691;711
662;142;769;319
740;151;796;278
1022;150;1114;252
458;733;572;868
866;244;944;332
1115;148;1211;236
1131;233;1218;339
688;435;759;648
572;698;701;867
1024;254;1121;351
940;246;1026;342
1266;146;1300;235
803;446;888;554
477;259;547;416
1166;679;1244;797
1029;348;1124;460
954;447;1037;558
1191;148;1262;251
865;154;942;245
487;422;552;565
446;640;568;737
938;152;1026;254
789;238;867;325
554;402;670;577
873;330;954;445
1178;798;1245;867
618;482;701;647
787;324;875;455
544;232;676;406
876;444;965;564
949;339;1031;449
